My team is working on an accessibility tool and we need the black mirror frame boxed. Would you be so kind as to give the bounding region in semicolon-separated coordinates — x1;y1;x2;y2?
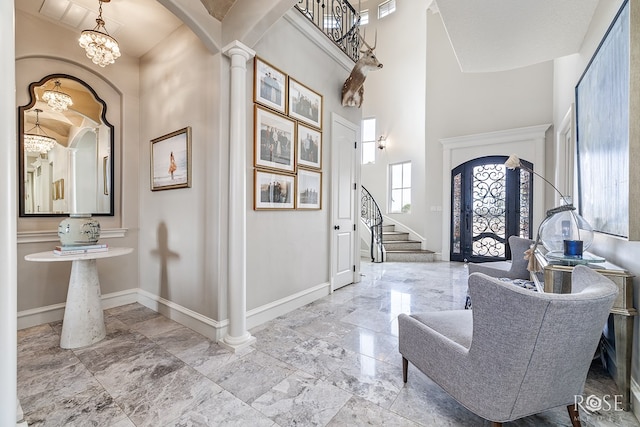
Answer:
18;73;115;217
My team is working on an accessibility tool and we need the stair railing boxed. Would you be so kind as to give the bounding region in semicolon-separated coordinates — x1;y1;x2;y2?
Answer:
361;186;384;262
294;0;362;62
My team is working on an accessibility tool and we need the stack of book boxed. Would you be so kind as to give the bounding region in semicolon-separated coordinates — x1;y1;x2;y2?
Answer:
53;243;109;256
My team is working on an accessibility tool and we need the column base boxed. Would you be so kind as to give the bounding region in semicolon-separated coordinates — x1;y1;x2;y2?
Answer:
219;332;256;352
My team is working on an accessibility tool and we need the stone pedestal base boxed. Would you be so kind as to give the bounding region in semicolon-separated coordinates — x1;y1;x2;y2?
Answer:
60;259;106;349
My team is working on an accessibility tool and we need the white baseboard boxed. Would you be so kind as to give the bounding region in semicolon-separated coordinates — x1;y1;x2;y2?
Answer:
17;289;137;330
136;289;226;341
245;282;330;331
631;377;639;419
138;282;331;341
19;283;332;345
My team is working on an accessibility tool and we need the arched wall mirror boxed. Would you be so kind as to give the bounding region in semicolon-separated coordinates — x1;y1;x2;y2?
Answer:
18;74;114;217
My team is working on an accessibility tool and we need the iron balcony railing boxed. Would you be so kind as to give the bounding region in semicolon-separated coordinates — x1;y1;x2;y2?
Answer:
295;0;361;62
361;186;383;262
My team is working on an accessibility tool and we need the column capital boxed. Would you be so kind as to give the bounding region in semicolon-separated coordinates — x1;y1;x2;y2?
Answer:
222;40;255;61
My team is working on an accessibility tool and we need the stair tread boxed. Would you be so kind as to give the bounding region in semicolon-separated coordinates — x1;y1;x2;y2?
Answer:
385;249;435;253
384;239;421;243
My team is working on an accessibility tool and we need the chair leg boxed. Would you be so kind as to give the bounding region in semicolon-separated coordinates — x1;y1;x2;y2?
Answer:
567;404;582;427
491;422;502;427
402;357;408;383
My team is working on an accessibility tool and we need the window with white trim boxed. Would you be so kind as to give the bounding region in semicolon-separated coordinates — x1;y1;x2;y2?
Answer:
378;0;396;19
359;9;369;26
361;117;376;164
389;161;411;213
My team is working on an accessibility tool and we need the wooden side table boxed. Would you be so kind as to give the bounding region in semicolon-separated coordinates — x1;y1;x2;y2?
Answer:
531;250;636;410
25;247;134;349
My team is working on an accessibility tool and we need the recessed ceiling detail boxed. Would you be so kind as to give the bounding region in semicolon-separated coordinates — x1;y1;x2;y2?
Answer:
40;0;122;36
200;0;236;21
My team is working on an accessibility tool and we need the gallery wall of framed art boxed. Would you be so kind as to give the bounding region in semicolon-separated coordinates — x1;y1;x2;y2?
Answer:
253;56;324;211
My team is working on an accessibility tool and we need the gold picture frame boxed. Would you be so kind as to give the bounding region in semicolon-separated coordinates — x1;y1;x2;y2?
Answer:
296;168;322;210
151;127;192;191
254;169;295;210
254;56;288;114
288;78;323;129
254;106;296;173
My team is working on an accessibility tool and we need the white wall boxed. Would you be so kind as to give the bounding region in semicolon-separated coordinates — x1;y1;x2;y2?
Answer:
137;11;361;323
247;15;361;309
14;2;360;337
360;0;429;238
424;9;554;256
139;24;220;319
15;10;139;315
553;0;640;413
359;5;553;255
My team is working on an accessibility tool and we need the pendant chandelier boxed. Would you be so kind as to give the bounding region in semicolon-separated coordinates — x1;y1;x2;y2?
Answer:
42;80;73;112
24;109;57;154
78;0;121;68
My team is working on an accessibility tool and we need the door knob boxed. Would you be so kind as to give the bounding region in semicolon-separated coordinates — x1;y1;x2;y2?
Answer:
334;225;340;230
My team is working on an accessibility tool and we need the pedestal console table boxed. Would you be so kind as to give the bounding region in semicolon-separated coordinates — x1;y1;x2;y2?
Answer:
531;250;636;410
25;247;134;349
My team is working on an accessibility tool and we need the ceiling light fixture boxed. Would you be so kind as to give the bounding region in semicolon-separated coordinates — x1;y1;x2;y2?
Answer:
42;80;73;112
24;109;58;154
79;0;121;68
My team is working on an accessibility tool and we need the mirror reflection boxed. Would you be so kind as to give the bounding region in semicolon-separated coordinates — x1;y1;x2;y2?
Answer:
19;75;114;216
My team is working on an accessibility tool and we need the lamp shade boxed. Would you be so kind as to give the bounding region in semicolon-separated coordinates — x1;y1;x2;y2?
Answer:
539;208;594;253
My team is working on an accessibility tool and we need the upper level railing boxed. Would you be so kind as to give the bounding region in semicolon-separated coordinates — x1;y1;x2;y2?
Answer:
361;186;384;262
295;0;361;62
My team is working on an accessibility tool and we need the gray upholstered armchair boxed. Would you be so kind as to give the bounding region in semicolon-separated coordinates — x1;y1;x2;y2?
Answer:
467;235;534;280
465;235;534;309
398;266;618;427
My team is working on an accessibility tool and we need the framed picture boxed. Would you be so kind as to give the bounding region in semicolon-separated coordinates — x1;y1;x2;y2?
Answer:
254;169;295;210
576;0;629;237
151;127;192;191
255;106;296;173
254;57;287;114
288;78;323;129
297;123;322;169
296;168;322;210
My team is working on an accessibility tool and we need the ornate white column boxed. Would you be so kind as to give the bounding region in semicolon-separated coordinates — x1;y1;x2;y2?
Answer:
68;148;78;214
0;1;19;425
221;41;256;351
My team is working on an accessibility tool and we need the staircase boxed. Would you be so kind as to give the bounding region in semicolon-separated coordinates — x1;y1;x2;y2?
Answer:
382;224;435;262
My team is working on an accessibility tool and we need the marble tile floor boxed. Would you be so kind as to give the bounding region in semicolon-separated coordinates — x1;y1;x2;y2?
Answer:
17;260;640;426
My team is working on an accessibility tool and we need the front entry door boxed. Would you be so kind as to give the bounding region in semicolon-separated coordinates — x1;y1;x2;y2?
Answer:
331;114;359;290
450;156;532;263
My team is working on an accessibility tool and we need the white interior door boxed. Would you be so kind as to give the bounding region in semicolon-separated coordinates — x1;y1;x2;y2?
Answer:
331;113;359;290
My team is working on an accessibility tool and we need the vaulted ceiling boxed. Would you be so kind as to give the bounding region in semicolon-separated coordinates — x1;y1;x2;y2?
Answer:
17;0;602;71
434;0;600;72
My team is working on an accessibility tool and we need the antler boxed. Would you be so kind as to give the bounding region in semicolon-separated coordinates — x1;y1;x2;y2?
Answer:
359;29;377;52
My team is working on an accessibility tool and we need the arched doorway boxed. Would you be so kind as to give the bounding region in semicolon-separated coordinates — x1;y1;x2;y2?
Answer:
450;155;533;262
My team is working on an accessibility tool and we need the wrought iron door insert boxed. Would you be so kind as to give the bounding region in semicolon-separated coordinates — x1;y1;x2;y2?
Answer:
451;156;532;263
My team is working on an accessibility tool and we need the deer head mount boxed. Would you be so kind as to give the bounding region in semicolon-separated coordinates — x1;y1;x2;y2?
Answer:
341;31;383;108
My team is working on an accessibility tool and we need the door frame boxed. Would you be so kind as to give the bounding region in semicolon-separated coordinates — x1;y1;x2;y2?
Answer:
450;156;532;262
440;125;549;261
330;112;361;291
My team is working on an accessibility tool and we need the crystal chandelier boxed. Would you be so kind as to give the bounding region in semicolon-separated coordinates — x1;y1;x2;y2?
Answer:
78;0;121;68
24;109;57;154
42;80;73;112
